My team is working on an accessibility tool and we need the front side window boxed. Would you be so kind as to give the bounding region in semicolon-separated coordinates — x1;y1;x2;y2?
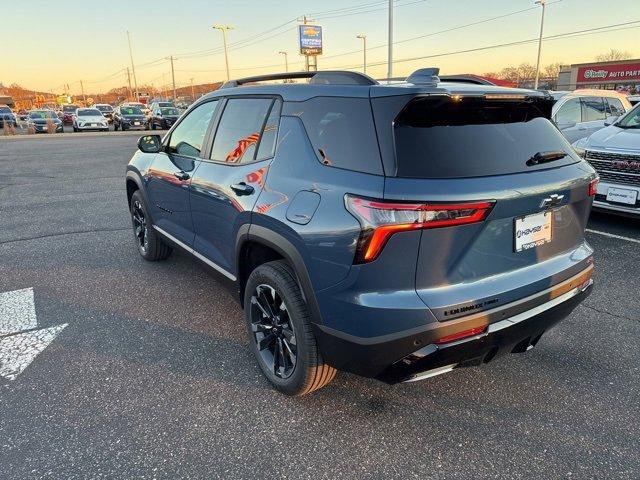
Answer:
168;100;218;158
210;98;273;164
581;97;606;122
606;98;625;116
555;98;581;125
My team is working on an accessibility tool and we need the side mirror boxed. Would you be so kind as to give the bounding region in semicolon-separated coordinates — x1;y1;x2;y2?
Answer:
138;134;163;153
604;115;619;126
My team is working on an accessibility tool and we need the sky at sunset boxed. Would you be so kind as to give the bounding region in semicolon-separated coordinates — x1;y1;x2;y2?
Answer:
2;0;639;94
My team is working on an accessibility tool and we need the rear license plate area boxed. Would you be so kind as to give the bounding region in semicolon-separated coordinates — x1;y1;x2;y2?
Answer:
514;211;553;252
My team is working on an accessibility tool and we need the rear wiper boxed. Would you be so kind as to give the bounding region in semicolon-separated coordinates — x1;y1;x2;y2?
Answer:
526;150;567;166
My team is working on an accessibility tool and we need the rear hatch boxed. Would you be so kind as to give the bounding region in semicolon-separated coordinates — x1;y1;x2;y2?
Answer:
373;93;596;320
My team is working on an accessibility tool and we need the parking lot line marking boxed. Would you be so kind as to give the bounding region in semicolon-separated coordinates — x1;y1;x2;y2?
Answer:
0;324;67;380
0;288;68;381
0;288;37;335
585;229;640;244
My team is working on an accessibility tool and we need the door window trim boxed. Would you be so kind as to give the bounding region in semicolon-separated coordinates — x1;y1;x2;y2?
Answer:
201;94;282;167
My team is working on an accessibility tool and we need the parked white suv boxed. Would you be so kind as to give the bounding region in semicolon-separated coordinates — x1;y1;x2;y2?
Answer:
552;89;631;143
574;103;640;216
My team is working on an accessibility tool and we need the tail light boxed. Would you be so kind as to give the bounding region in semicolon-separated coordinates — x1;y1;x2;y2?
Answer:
345;195;495;263
434;325;488;345
588;177;599;197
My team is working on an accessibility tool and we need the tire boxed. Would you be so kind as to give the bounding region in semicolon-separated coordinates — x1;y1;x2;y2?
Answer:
244;260;336;396
130;190;172;261
114;122;119;131
151;122;156;130
73;126;78;132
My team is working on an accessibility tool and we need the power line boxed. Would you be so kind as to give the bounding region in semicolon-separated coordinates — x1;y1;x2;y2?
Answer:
328;19;640;71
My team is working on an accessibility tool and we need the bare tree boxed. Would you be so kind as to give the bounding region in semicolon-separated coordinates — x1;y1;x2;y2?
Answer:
543;62;563;80
595;49;632;62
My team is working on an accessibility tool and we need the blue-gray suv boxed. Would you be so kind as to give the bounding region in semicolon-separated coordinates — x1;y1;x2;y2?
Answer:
125;69;597;395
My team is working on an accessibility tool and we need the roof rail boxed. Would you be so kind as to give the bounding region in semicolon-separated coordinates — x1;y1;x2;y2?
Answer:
220;70;378;89
405;68;440;86
439;74;495;86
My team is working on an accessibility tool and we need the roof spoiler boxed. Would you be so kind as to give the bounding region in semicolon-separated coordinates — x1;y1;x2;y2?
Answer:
220;71;378;88
377;68;441;86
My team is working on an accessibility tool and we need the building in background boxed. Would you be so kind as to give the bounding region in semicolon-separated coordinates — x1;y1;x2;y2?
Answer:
557;59;640;93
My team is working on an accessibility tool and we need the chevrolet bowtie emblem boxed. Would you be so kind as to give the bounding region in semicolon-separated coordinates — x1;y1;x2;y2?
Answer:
540;194;564;209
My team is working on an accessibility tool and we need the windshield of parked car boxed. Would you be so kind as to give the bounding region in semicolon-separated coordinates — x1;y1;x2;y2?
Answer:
158;102;173;108
0;107;11;113
161;107;179;116
78;109;102;116
616;104;640;128
62;105;78;113
121;107;143;115
95;105;113;112
29;111;57;119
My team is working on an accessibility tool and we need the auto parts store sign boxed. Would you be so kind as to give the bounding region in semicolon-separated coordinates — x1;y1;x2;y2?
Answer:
577;62;640;83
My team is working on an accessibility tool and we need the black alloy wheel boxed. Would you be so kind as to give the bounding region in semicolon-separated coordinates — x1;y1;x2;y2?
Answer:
250;284;297;379
131;199;149;255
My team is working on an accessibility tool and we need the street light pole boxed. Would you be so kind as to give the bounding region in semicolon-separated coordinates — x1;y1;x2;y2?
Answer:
357;35;367;74
387;0;394;79
126;31;139;102
213;24;234;81
278;51;289;72
168;55;177;101
534;0;546;90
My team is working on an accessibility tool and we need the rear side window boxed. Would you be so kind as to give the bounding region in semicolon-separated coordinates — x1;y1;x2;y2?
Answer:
289;97;383;175
211;98;273;163
606;97;625;116
394;96;577;179
581;97;606;121
555;98;581;124
168;100;218;158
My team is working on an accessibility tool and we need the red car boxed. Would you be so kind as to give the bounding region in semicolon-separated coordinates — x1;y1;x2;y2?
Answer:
61;104;79;125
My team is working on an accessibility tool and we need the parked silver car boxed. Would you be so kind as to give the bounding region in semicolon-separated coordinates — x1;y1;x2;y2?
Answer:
552;89;631;143
574;103;640;216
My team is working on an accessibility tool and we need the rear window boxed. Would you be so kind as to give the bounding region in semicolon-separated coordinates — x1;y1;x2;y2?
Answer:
287;97;383;175
394;96;577;178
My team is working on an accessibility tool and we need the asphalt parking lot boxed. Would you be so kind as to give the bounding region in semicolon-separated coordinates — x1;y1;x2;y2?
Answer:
0;134;639;479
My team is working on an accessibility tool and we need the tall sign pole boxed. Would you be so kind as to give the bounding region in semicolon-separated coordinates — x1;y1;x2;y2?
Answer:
126;31;139;101
387;0;394;79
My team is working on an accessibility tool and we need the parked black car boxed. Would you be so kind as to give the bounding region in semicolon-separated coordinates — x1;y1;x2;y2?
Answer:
27;110;64;133
150;106;180;130
113;105;148;131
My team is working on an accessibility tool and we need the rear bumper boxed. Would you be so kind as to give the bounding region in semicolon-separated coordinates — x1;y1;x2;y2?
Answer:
314;265;593;383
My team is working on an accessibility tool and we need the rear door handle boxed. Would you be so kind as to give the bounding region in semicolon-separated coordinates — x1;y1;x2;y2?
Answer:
230;182;254;196
173;171;190;181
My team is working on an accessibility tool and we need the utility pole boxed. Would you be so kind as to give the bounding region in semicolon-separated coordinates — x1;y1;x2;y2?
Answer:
126;31;139;101
534;0;546;90
278;51;289;72
357;35;367;74
213;24;234;81
126;68;133;100
168;55;177;101
190;78;195;101
80;80;86;104
387;0;394;80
